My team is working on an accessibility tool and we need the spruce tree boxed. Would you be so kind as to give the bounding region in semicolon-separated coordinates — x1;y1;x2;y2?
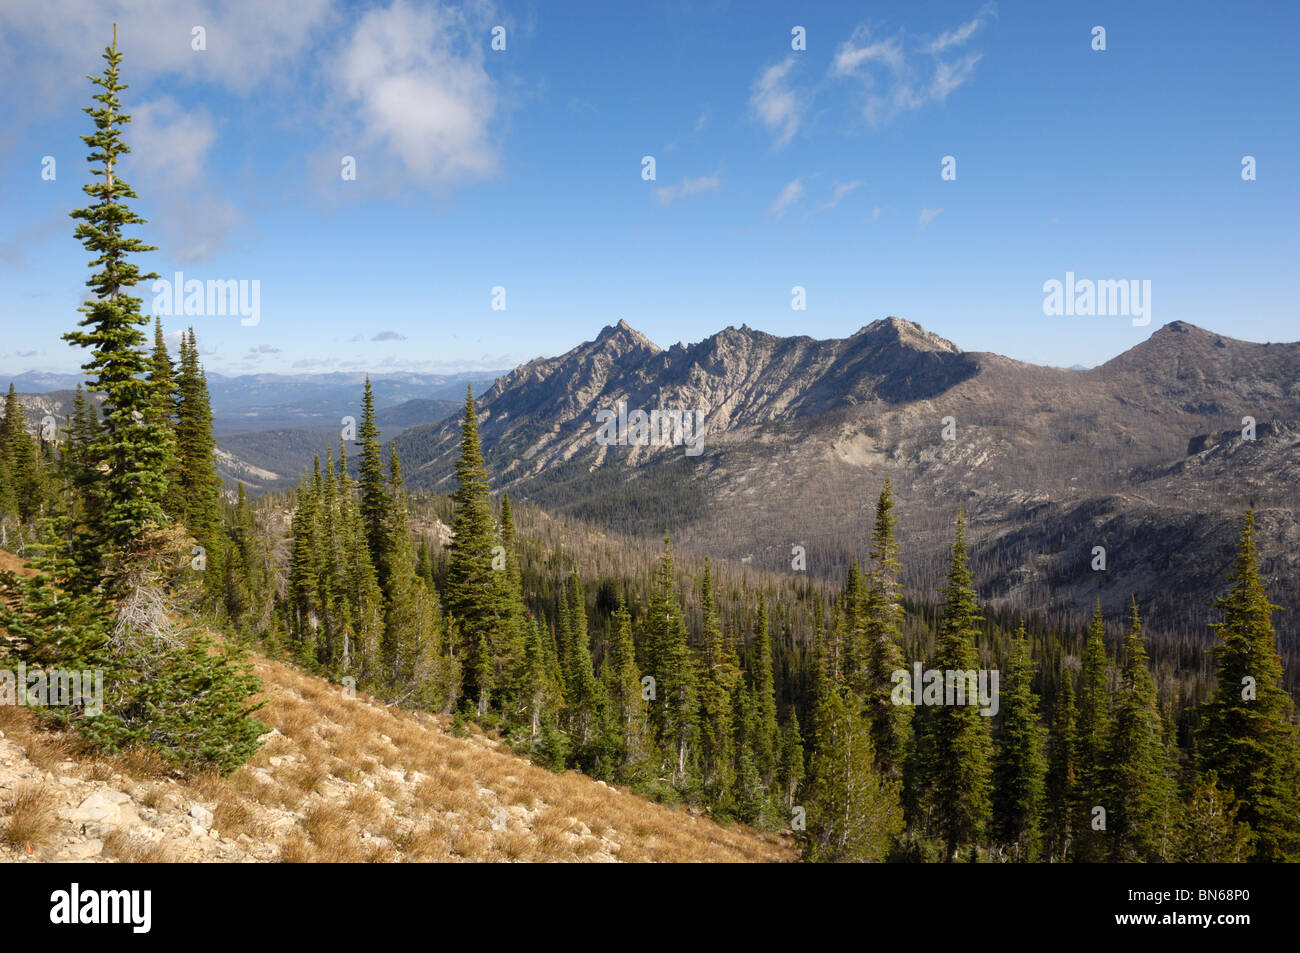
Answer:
1108;601;1176;861
777;711;805;814
804;682;902;862
174;329;223;581
992;626;1046;860
1073;601;1113;862
62;28;169;569
925;511;993;861
1198;510;1300;861
603;600;657;783
697;558;738;810
356;377;391;588
1175;771;1254;862
751;594;780;785
1044;669;1078;862
444;386;511;711
863;478;911;779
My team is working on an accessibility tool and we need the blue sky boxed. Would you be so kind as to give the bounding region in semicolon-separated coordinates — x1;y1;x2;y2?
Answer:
1;0;1297;378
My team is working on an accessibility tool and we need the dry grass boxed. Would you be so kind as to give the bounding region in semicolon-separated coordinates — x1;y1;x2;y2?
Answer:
2;785;59;849
0;646;792;863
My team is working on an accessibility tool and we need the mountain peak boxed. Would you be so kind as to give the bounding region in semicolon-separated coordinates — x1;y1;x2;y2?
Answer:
856;316;962;354
594;319;660;354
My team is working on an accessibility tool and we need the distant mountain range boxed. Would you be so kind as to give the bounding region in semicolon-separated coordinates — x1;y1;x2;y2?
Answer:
393;317;1300;651
10;372;497;493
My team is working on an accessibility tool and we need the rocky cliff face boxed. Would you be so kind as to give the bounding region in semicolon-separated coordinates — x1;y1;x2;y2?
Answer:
394;319;1300;651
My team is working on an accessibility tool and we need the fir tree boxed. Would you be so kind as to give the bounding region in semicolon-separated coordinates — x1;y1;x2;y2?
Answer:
1175;771;1254;862
862;478;911;779
925;511;993;861
804;683;903;862
697;558;739;809
751;594;780;785
62;28;168;569
356;377;390;588
777;711;805;814
1073;601;1113;862
1108;600;1176;861
603;601;657;783
1198;510;1300;861
1044;669;1078;862
992;626;1046;860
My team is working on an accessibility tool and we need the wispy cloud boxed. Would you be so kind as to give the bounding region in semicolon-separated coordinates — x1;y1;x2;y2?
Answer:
918;207;943;230
811;179;863;215
126;98;241;261
749;56;802;148
654;174;721;206
371;330;407;341
768;178;805;218
831;5;994;127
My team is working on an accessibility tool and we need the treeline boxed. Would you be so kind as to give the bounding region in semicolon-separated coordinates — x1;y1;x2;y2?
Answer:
264;377;1300;861
0;34;263;773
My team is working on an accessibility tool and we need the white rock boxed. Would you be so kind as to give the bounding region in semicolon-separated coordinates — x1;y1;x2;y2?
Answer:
68;791;124;825
189;804;214;829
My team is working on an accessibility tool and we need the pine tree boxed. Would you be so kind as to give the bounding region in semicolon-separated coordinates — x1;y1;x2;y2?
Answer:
0;385;40;522
444;386;512;712
992;626;1046;860
174;329;223;582
803;682;903;862
62;28;168;570
1198;510;1300;861
777;711;805;814
146;317;180;519
603;600;657;783
1073;601;1112;862
1175;771;1254;862
751;594;780;786
697;558;738;810
862;478;911;779
562;573;604;767
1108;600;1176;861
924;511;993;861
356;377;391;588
1044;669;1078;862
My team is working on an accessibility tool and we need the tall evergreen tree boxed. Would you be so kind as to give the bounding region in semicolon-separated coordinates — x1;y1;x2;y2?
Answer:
992;626;1046;860
804;681;902;862
1074;601;1113;861
603;600;657;783
356;377;390;588
924;511;993;861
697;558;739;809
1108;601;1176;861
751;594;780;785
1198;510;1300;861
174;329;223;580
1044;669;1078;862
62;28;168;570
863;477;911;779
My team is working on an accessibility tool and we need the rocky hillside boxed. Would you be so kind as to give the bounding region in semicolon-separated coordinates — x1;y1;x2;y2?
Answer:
0;650;790;864
395;318;1300;652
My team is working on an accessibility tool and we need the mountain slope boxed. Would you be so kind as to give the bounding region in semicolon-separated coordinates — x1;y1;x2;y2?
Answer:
0;652;791;863
395;318;1300;650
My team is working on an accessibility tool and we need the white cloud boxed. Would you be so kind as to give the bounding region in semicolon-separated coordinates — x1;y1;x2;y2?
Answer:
654;174;721;206
831;6;993;126
0;0;335;103
768;178;804;218
812;179;863;214
749;56;802;148
918;207;943;230
337;0;499;190
125;97;241;261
